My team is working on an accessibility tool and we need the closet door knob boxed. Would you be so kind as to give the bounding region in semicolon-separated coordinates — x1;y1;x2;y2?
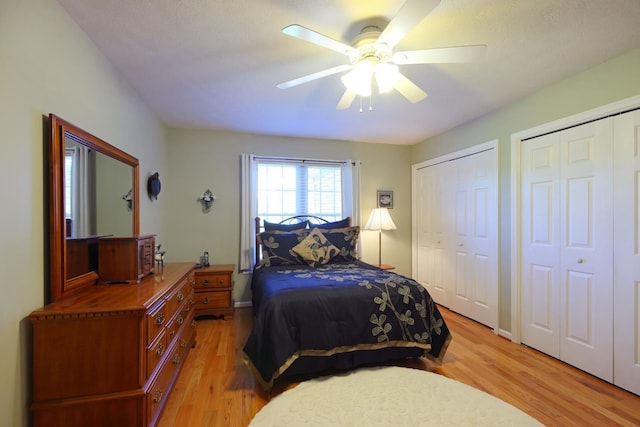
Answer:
577;258;585;264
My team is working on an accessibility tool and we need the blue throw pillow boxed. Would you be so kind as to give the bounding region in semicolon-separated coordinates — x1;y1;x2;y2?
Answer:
264;220;309;231
313;218;351;230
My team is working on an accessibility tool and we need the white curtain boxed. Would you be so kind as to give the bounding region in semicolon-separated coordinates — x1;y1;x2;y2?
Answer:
240;153;257;271
239;154;362;271
343;160;362;258
71;145;91;237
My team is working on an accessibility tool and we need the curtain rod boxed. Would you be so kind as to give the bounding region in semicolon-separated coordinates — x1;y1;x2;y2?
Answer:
252;156;354;166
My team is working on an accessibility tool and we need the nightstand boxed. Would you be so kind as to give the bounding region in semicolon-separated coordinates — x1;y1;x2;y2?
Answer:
193;264;235;319
376;264;395;271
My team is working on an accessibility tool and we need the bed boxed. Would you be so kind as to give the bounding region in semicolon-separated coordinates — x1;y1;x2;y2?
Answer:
242;216;452;389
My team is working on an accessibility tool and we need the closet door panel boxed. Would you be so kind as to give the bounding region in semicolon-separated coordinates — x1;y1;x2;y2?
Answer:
415;163;450;306
613;110;640;395
521;134;561;356
469;151;498;327
451;156;472;315
559;120;613;382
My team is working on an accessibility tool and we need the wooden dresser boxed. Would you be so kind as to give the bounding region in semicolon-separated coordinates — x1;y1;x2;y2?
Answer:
193;264;235;319
29;262;196;427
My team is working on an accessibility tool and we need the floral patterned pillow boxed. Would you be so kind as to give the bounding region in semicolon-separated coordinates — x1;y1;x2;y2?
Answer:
258;229;310;267
321;226;360;262
292;228;340;267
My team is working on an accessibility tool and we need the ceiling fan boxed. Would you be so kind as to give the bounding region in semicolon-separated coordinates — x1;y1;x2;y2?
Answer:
277;0;486;110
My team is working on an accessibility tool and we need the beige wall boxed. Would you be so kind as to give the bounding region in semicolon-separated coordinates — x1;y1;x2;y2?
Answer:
411;48;640;332
0;1;166;425
164;129;413;303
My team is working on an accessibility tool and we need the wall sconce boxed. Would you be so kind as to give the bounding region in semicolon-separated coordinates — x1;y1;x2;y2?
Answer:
198;189;216;211
122;189;133;210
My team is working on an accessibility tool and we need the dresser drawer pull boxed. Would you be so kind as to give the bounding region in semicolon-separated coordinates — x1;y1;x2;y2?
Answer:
177;291;185;302
218;278;225;285
169;330;176;337
180;339;187;348
190;278;195;287
155;312;165;326
173;354;181;365
153;389;163;404
156;342;165;357
190;298;196;306
191;320;197;328
202;279;210;286
177;316;184;326
201;297;210;304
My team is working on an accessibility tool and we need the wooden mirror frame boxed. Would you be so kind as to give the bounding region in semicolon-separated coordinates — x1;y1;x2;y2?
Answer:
48;114;140;302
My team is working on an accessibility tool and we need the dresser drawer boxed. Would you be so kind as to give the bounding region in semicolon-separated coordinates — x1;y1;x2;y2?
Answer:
165;275;192;318
146;355;177;427
146;329;167;379
195;273;230;289
196;290;231;309
165;301;188;343
146;301;166;346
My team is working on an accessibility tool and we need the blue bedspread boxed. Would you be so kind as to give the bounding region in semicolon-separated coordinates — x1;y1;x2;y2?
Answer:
243;261;451;388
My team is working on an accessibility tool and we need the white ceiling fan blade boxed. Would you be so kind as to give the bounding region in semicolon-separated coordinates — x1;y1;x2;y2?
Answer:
394;73;428;103
282;24;355;56
377;0;441;49
393;45;487;64
336;89;357;110
277;64;352;89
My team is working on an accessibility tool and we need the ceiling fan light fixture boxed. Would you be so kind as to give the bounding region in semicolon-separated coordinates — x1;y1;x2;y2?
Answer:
341;60;374;97
375;62;400;93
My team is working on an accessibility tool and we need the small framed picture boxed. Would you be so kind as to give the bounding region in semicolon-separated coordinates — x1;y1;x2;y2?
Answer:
377;190;393;209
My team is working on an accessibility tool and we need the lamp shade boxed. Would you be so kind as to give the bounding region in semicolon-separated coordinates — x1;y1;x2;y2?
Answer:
364;208;397;231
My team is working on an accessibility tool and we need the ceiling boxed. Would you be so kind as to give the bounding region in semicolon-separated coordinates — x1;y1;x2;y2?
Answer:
56;0;640;145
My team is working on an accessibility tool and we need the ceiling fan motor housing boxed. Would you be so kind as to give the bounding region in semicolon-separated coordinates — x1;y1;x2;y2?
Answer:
348;26;392;66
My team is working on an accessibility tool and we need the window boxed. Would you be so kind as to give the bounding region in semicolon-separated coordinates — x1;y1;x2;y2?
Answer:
257;162;343;223
64;150;73;219
240;154;361;270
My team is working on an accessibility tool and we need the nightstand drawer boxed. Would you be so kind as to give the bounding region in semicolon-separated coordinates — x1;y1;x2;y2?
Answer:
195;273;230;288
196;290;231;309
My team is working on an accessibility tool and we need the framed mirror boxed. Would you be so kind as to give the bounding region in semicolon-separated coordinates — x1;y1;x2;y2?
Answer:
48;114;140;302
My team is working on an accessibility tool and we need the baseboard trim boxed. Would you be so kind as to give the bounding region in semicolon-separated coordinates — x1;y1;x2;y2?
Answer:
498;328;512;341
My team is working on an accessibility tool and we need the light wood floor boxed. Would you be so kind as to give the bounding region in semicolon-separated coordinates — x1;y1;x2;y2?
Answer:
158;306;640;427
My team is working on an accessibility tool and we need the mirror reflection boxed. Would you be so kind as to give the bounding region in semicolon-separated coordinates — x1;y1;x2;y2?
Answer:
64;137;134;279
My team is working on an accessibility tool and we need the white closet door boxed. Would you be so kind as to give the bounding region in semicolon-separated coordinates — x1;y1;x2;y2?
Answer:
521;119;613;381
521;132;562;357
558;120;613;382
413;145;498;330
469;150;499;327
450;154;473;315
415;161;450;307
449;150;498;328
613;110;640;394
